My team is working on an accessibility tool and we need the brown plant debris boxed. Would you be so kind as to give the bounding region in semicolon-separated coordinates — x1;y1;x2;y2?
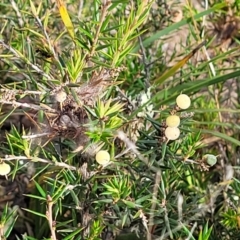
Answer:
206;11;240;51
19;67;124;148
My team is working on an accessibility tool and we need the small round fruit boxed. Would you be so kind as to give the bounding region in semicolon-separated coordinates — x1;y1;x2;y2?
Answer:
204;154;217;166
166;115;180;127
0;162;11;176
176;94;191;109
165;127;180;140
95;150;110;165
55;91;67;103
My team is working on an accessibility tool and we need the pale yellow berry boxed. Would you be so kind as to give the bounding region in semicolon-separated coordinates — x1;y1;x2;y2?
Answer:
176;94;191;109
165;127;180;140
203;154;217;166
166;115;180;127
55;91;67;103
0;162;11;176
95;150;110;165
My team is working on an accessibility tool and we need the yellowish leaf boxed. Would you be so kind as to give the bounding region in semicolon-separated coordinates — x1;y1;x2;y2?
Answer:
154;40;207;86
56;0;75;40
29;0;37;16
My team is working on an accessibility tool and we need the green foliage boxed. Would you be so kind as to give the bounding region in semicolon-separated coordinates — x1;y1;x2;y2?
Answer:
102;176;132;203
220;208;240;230
0;204;18;239
198;222;213;240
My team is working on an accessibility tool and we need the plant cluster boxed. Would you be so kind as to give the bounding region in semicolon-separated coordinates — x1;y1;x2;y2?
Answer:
164;93;191;140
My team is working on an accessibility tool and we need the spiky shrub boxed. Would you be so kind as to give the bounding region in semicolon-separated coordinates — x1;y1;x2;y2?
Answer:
0;0;240;240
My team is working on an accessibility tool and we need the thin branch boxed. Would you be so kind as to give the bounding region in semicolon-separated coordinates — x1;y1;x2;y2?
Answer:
117;130;160;173
22;132;52;139
10;0;24;28
0;88;43;95
138;34;151;89
0;99;57;113
163;205;173;240
147;170;161;240
88;0;111;57
0;40;52;80
185;222;197;240
33;13;58;61
46;195;57;240
78;0;84;19
3;155;77;171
